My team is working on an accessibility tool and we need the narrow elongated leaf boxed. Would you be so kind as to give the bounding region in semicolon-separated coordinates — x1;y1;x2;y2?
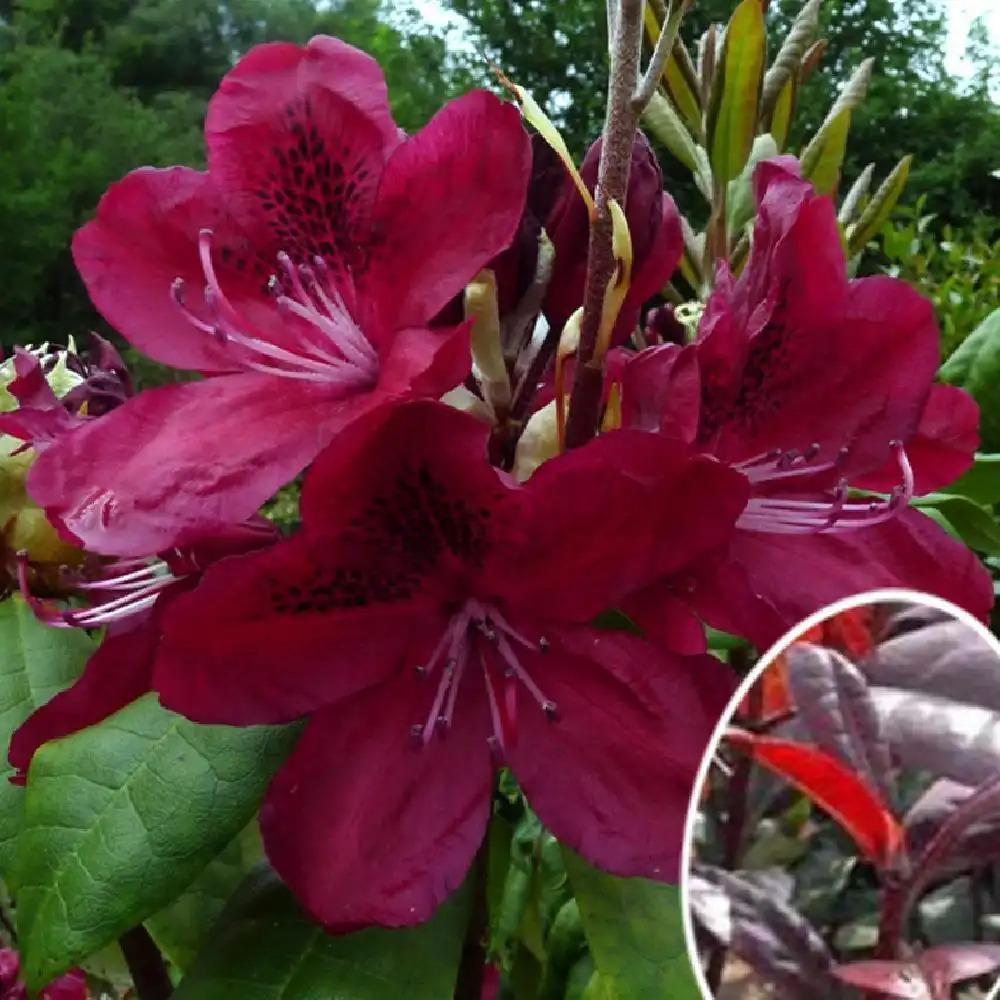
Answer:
908;774;1000;904
785;644;895;807
724;729;903;867
869;687;1000;787
800;107;851;195
767;75;796;151
832;960;930;1000
919;944;1000;987
860;621;1000;712
846;155;912;256
15;694;300;989
690;865;838;1000
0;596;94;882
706;0;766;183
562;849;696;999
172;865;471;1000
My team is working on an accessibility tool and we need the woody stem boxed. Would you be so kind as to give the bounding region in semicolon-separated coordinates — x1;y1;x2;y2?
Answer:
563;0;643;450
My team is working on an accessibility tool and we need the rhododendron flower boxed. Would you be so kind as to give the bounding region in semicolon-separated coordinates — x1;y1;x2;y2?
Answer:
26;36;532;558
9;518;279;781
0;340;133;583
618;158;992;648
0;949;86;1000
152;400;750;928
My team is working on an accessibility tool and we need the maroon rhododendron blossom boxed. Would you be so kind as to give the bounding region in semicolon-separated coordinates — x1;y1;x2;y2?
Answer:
0;949;86;1000
618;158;991;648
9;517;279;781
545;133;681;343
26;36;532;558
151;400;750;928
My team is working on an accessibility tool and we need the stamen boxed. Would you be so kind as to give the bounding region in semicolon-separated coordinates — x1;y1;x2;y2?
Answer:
735;442;844;486
738;441;914;535
411;599;559;751
170;231;379;387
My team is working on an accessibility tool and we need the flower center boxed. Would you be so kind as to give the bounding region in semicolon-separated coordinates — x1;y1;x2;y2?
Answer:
735;440;914;534
410;598;555;753
171;231;380;387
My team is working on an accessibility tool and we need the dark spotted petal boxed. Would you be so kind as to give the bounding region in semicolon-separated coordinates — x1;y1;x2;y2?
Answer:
154;533;447;725
205;36;400;287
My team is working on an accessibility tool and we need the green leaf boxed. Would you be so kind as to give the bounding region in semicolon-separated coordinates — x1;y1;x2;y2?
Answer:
800;107;851;196
912;494;1000;555
846;155;911;256
146;824;264;972
0;596;94;883
939;309;1000;452
15;694;300;989
938;453;1000;506
563;850;698;1000
706;0;766;183
172;865;471;1000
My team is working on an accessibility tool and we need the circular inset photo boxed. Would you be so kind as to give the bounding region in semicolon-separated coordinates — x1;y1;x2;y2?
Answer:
682;590;1000;1000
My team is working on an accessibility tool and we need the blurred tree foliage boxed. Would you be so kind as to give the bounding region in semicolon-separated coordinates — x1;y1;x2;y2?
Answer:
0;0;471;358
0;0;997;373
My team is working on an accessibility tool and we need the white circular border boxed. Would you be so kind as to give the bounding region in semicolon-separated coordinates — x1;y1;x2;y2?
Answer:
678;586;1000;998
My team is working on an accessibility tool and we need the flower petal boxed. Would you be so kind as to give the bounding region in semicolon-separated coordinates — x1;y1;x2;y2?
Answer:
362;91;532;332
205;38;399;280
154;534;444;725
495;430;748;622
694;510;994;649
260;669;493;928
26;373;377;557
507;625;735;879
855;384;979;495
72;167;242;372
298;399;510;548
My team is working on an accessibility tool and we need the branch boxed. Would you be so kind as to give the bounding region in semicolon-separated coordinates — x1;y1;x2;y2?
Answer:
563;0;643;450
632;1;686;112
119;926;172;1000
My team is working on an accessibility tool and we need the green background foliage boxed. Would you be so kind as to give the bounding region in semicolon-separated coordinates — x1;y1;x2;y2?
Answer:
0;0;997;376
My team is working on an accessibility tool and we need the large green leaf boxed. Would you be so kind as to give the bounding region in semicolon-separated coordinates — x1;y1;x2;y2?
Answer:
705;0;766;184
146;824;264;972
563;850;698;1000
172;865;471;1000
939;309;1000;452
15;694;299;989
912;493;1000;555
0;596;93;881
939;453;1000;506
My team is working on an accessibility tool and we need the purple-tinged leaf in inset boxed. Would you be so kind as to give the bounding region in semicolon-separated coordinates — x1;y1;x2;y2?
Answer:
878;604;955;641
786;644;896;810
907;773;1000;907
869;687;1000;787
905;780;1000;883
739;867;796;904
832;960;930;1000
833;945;1000;1000
861;622;1000;712
691;865;840;1000
918;943;1000;989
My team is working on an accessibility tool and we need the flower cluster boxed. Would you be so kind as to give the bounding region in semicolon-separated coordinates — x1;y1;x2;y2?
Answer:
4;35;991;932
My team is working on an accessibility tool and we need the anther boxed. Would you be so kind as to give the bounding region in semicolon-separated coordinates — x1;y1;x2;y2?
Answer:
538;636;550;652
542;700;558;719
